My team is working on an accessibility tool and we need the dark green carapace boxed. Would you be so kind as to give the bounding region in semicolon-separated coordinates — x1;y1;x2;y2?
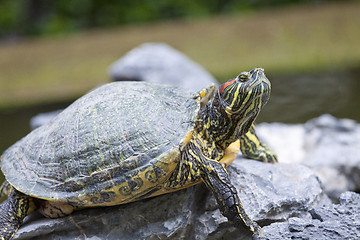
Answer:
0;68;277;239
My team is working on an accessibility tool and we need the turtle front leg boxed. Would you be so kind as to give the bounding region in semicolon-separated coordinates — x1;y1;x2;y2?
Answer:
240;124;277;163
200;159;263;236
0;189;30;240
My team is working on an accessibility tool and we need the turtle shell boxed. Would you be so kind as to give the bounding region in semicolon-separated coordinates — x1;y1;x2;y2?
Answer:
1;82;201;205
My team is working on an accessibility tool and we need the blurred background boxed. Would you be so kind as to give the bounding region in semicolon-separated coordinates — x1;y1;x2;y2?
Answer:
0;0;360;155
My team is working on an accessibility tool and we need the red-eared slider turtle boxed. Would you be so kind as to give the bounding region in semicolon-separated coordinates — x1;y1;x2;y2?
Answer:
0;68;277;239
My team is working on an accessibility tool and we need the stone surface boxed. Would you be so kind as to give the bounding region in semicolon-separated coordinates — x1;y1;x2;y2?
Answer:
14;160;325;240
108;42;219;91
30;110;63;130
257;114;360;200
304;114;360;199
228;160;328;223
258;191;360;240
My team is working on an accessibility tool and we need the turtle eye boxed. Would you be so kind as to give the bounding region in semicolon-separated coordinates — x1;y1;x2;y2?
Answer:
237;72;250;82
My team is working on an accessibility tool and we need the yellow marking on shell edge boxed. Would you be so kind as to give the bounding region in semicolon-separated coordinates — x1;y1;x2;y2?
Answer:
219;140;240;167
71;148;181;207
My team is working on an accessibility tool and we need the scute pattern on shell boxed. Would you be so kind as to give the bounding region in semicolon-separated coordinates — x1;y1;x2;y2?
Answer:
1;82;199;203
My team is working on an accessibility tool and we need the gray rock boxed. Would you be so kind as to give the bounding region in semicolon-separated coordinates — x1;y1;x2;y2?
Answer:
259;191;360;240
228;160;328;223
108;43;219;91
256;122;305;164
30;110;63;130
14;159;325;240
257;114;360;200
304;114;360;200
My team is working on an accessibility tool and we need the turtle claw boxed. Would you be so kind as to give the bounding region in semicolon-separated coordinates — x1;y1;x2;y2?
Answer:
240;139;278;164
257;145;278;164
240;124;278;164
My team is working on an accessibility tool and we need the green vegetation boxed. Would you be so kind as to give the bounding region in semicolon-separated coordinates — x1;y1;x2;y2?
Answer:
0;0;329;37
0;2;360;109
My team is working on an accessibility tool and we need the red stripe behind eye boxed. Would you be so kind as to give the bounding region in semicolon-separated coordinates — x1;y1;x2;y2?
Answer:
219;79;236;94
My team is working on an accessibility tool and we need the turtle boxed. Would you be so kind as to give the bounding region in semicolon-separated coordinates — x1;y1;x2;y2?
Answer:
0;67;277;239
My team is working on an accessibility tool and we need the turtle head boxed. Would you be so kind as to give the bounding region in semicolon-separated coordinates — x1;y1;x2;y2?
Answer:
218;67;271;120
199;68;271;148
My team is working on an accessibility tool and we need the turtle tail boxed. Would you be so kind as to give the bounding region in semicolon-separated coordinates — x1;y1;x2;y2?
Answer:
0;189;29;240
200;160;263;237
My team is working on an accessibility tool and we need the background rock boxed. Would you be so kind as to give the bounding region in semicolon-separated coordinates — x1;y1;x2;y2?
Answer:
257;114;360;201
108;42;219;91
304;114;360;200
30;110;63;130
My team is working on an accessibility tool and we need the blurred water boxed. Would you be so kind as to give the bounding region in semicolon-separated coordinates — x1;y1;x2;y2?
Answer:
0;68;359;184
257;68;360;123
